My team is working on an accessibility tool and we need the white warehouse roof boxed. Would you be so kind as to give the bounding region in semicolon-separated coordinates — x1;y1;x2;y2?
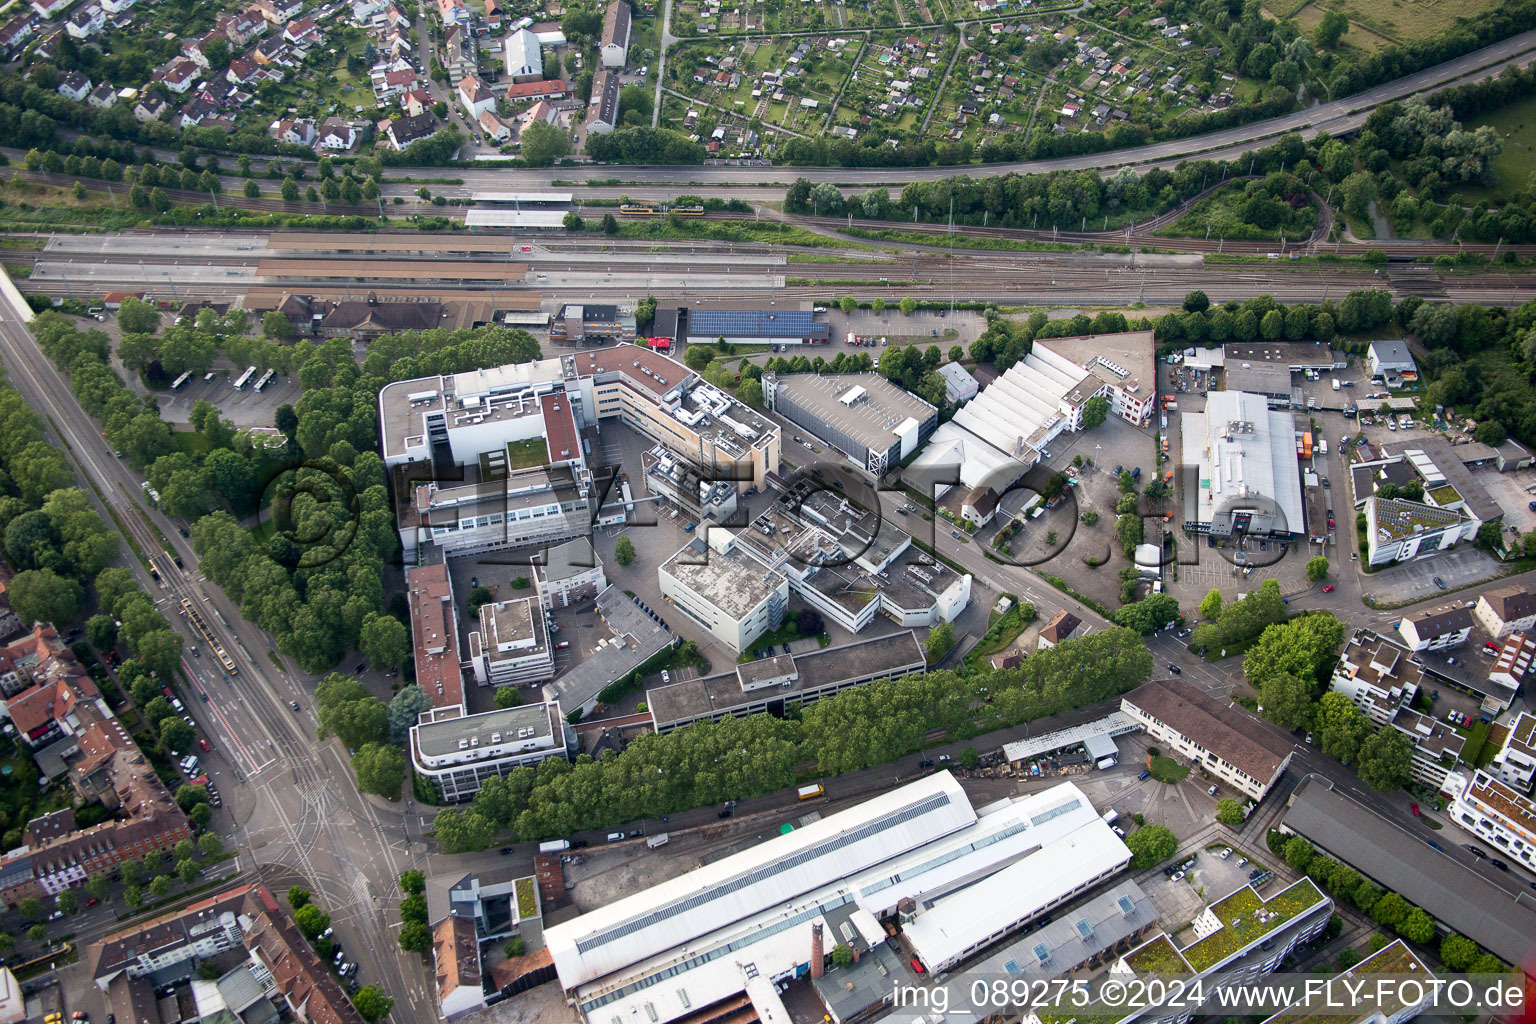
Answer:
544;772;975;988
1182;390;1304;534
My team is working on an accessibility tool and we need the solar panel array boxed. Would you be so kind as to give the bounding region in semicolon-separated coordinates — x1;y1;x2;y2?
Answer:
575;791;954;953
690;310;827;338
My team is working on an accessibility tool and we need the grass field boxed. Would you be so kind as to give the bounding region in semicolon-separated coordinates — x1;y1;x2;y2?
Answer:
1291;0;1483;45
1149;755;1189;783
1462;94;1536;201
1291;2;1399;49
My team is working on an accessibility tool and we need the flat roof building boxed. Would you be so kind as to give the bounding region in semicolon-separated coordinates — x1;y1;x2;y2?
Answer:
1281;776;1536;965
534;537;606;610
1490;709;1536;792
466;595;554;688
1446;768;1536;875
549;303;636;345
1122;678;1294;801
541;585;671;716
763;371;938;476
646;631;925;731
409;700;570;802
1180;390;1304;538
1368;340;1418;382
1362;495;1475;567
658;532;788;653
683;308;829;345
935;361;979;404
1260;939;1434;1024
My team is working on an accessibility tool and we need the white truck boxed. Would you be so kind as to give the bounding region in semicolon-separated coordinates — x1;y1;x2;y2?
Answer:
538;839;571;854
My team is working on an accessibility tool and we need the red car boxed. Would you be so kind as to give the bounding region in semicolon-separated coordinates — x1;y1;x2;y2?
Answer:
910;958;927;975
198;739;211;752
1410;802;1421;817
1322;585;1334;593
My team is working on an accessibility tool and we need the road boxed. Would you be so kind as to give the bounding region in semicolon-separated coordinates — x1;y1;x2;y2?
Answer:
0;288;440;1022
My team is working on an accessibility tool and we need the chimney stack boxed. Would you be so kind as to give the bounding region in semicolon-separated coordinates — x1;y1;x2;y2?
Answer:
851;943;860;964
810;923;825;979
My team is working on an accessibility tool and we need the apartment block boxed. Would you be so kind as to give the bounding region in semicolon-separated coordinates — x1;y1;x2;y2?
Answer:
410;701;571;802
1121;679;1293;801
1445;769;1536;874
467;595;555;687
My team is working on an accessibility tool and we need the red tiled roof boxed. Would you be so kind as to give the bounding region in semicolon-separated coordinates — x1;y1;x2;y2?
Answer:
407;563;463;710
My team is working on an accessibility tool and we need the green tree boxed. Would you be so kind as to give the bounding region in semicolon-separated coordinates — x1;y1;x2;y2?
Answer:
1397;907;1436;944
199;833;223;857
399;920;432;953
1440;934;1479;971
149;875;172;899
55;890;77;915
830;943;855;968
359;612;410;670
1283;835;1315;871
1244;614;1346;687
293;903;330;938
85;873;111;902
1256;672;1315;730
1306;556;1330;582
1356;728;1414;791
840;296;857;316
281;177;299;201
926;621;956;661
1082;395;1109;430
353;743;406;799
1215;798;1246;825
1370;892;1409;928
0;934;12;955
177;859;200;884
289;886;312;909
86;614;118;651
190;803;212;829
494;686;524;709
352;986;394;1023
123;886;142;910
1116;513;1144;557
120;860;146;887
116;296;161;334
1183;291;1210;313
432;808;498;853
1315;692;1372;763
16;898;42;923
737;378;764;408
387;684;431;744
26;924;46;944
400;870;425;895
1198;589;1223;620
1315;9;1349;47
7;568;83;625
1112;594;1180;635
159;716;196;753
521;121;571;166
615;536;636;566
1125;824;1177;869
243;179;261;199
900;297;917;316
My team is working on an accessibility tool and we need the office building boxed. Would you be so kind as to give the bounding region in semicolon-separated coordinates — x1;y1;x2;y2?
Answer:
534;537;606;610
641;445;740;523
88;883;366;1024
1489;710;1536;792
427;868;556;1019
1475;585;1536;639
467;595;554;687
409;701;571;802
1330;630;1423;726
400;464;593;561
911;331;1154;494
1445;768;1536;874
406;563;466;711
1121;679;1293;801
763;371;938;476
1179;390;1304;538
1281;776;1536;965
1397;603;1474;652
646;631;925;731
544;776;1130;1024
1361;496;1476;567
658;532;788;653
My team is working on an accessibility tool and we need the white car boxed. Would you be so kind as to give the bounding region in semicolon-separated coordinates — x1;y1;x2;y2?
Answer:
1170;870;1185;882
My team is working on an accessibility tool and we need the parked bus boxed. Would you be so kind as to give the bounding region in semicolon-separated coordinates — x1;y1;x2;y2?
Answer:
171;371;192;391
797;783;825;801
253;369;276;393
232;365;257;390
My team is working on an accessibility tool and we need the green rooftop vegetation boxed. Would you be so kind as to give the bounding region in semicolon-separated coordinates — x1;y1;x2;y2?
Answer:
1181;879;1327;972
1122;935;1192;978
515;877;536;920
506;438;551;471
1427;483;1462;506
1261;940;1427;1024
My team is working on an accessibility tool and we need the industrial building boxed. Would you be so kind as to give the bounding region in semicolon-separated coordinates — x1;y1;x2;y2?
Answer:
1368;340;1418;384
466;595;555;687
910;331;1154;495
1121;678;1294;801
658;532;789;653
763;371;938;475
1180;390;1304;538
645;631;926;731
681;308;830;346
543;776;1131;1024
641;445;740;523
549;303;636;345
1281;776;1536;966
409;700;572;802
934;361;980;404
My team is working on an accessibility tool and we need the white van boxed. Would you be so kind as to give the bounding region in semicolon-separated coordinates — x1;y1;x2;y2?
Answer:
180;755;200;774
606;832;624;843
1331;378;1340;391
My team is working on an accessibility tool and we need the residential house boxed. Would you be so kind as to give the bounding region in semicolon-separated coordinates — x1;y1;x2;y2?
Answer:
1121;678;1294;801
86;80;116;107
457;74;494;120
1396;603;1474;653
218;7;267;44
441;22;476;81
519;99;557;132
1489;710;1536;793
350;0;383;19
98;0;132;13
599;0;630;68
0;15;36;52
1489;631;1536;695
179;95;221;129
252;33;289;64
1036;610;1080;651
133;93;169;121
181;33;216;66
501;78;565;102
64;4;104;38
255;0;303;23
584;68;620;135
374;66;417;101
269;117;316;145
57;70;92;101
314;116;356;150
1474;586;1536;640
402;87;434;117
163;59;201;93
478;108;511;143
386;112;437;150
482;0;501;29
283;15;320;44
28;0;70;19
436;0;470;23
226;56;260;85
